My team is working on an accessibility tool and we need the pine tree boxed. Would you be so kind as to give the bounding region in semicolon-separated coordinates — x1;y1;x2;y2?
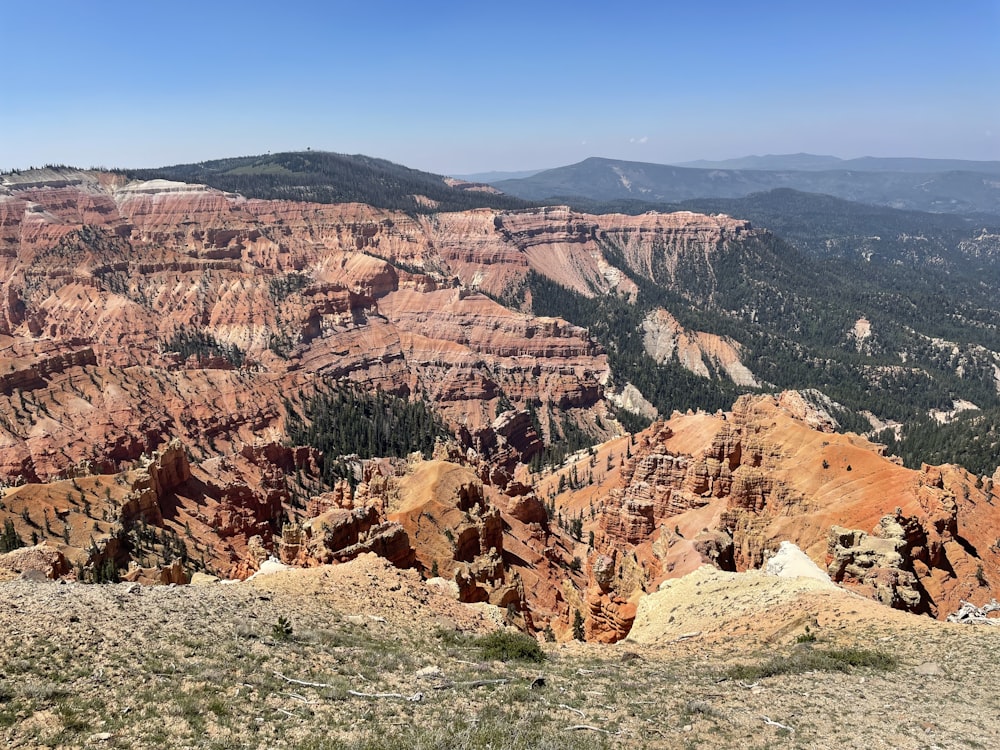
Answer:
0;519;24;553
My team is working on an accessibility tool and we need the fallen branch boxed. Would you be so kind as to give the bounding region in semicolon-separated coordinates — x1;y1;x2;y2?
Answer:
280;692;317;704
273;672;336;689
674;631;702;641
557;703;586;718
946;599;1000;625
274;672;422;700
762;716;794;732
542;699;585;718
565;724;619;735
347;690;423;702
432;678;510;690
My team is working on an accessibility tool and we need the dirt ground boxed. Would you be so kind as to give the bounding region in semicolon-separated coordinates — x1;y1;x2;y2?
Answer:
1;555;998;749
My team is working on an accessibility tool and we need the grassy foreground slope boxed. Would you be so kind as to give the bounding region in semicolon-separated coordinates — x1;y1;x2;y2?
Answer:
1;555;998;749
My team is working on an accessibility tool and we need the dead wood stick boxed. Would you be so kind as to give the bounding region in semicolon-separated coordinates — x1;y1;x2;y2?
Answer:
433;678;510;690
543;699;585;717
273;672;336;689
280;692;317;704
274;672;423;701
674;631;702;641
347;689;423;702
556;703;586;718
468;679;509;688
762;716;794;732
565;724;619;735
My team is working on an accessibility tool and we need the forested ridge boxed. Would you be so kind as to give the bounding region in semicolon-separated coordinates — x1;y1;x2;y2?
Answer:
494;156;1000;214
125;151;533;214
877;409;1000;476
523;210;1000;474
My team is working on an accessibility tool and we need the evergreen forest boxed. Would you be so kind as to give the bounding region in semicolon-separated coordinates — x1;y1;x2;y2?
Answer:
284;381;450;485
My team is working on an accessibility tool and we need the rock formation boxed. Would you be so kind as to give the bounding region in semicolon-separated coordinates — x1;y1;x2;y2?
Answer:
543;391;1000;629
642;308;759;386
0;172;646;481
2;167;999;644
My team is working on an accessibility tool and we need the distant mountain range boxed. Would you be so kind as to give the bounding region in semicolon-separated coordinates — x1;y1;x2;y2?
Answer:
673;153;1000;174
113;151;1000;217
493;156;1000;216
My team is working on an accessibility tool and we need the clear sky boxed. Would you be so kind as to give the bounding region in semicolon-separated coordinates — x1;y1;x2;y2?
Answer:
2;0;998;175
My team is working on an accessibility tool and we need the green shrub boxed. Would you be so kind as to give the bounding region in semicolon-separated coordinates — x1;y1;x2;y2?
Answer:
724;646;897;681
476;630;546;663
272;615;293;641
572;609;585;641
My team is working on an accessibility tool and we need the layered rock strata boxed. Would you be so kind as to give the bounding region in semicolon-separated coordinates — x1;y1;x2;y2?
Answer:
543;391;1000;631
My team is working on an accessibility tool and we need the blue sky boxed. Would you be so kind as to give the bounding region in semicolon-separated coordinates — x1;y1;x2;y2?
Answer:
2;1;998;174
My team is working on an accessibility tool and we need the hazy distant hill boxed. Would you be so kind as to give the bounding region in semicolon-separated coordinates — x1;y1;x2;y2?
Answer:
453;168;545;182
674;153;1000;174
675;153;845;171
126;151;533;214
494;156;1000;215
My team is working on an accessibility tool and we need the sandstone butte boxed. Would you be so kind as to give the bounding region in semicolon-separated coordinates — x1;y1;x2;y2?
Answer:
0;169;997;642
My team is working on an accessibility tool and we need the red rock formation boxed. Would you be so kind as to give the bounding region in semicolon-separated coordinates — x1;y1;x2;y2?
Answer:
582;551;640;643
545;392;1000;625
388;461;502;582
1;172;633;478
8;168;999;637
121;439;192;526
122;559;189;585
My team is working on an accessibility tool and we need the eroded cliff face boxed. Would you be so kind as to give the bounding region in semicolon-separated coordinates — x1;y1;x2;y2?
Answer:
6;169;997;640
0;172;641;480
264;455;581;631
540;391;1000;636
0;169;770;630
642;308;759;386
0;436;312;583
0;169;771;482
418;205;756;302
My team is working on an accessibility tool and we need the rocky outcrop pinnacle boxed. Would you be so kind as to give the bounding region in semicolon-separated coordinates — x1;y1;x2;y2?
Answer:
541;391;1000;636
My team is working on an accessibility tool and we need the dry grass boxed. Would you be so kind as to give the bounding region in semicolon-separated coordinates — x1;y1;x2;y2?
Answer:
0;561;998;749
